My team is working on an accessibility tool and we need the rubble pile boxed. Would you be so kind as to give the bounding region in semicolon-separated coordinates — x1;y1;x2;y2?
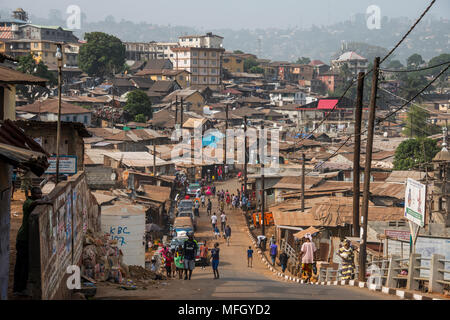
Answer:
128;265;166;281
81;229;129;283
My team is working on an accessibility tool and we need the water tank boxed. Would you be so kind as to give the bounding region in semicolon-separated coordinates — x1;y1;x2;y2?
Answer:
101;204;146;267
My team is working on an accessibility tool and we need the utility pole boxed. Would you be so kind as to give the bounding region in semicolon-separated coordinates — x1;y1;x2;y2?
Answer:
153;140;156;176
180;97;184;128
353;72;365;237
244;116;248;199
301;153;305;212
224;104;229;167
359;57;380;282
261;123;265;236
55;44;63;185
175;96;178;126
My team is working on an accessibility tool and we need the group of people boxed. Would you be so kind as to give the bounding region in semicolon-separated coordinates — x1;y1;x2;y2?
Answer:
210;212;232;245
216;188;250;212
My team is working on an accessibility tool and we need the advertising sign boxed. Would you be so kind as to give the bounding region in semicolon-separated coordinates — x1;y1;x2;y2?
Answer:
45;156;78;175
404;178;426;227
384;229;410;242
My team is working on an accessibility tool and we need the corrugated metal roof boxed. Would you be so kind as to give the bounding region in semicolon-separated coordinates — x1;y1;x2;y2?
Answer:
0;65;47;85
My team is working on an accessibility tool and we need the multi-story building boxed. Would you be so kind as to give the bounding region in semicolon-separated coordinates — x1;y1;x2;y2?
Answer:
173;33;225;90
124;42;161;61
331;51;368;78
222;52;244;73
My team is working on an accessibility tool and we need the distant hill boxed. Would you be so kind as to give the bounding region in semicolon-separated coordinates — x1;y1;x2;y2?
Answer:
3;9;448;64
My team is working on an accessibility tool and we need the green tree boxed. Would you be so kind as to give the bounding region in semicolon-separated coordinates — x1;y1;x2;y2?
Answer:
403;104;441;138
233;50;244;54
249;66;264;74
393;138;440;170
399;72;429;100
295;57;311;65
78;32;126;78
16;54;56;103
426;53;450;93
407;53;424;69
386;60;404;69
244;58;259;72
134;113;146;123
123;90;152;122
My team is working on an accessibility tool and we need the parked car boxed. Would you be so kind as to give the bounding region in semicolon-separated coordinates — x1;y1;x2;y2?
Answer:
173;216;194;237
177;199;193;214
177;209;197;231
186;183;201;197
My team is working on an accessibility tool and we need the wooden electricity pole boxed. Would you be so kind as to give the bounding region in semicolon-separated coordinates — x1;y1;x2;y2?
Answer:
301;153;305;212
175;96;178;126
153;141;156;176
224;104;229;167
180;97;184;128
353;72;365;237
359;57;380;281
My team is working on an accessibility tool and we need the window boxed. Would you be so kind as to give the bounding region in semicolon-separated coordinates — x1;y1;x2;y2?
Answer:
193;59;197;65
212;60;216;66
211;52;216;57
237;68;240;72
223;58;229;63
84;115;88;124
203;77;207;82
189;38;193;42
33;42;38;48
44;43;50;49
203;52;207;57
211;69;216;74
236;59;242;63
193;52;198;56
203;68;206;73
193;68;198;73
192;76;197;82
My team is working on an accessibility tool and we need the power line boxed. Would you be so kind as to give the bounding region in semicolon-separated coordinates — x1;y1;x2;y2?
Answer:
376;64;450;126
380;60;450;73
302;63;449;177
380;0;436;65
294;0;436;146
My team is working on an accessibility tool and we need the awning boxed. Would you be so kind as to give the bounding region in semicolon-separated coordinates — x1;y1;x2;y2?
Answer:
0;142;49;176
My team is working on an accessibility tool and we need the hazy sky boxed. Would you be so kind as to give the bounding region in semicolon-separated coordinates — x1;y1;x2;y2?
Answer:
2;0;449;29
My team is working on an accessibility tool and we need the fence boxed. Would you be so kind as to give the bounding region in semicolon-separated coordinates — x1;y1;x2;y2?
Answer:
29;172;100;300
320;253;450;294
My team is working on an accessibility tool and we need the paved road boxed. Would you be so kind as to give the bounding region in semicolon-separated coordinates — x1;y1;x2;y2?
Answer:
95;178;396;300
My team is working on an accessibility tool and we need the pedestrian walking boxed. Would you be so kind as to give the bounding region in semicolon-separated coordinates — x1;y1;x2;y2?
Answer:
164;251;173;278
220;212;227;232
279;251;289;273
219;200;225;213
207;198;212;216
175;245;184;279
269;242;278;266
214;225;220;239
171;249;177;278
183;232;198;280
194;199;200;217
300;234;317;283
200;242;209;270
224;225;231;246
247;246;254;268
226;193;231;209
210;243;220;279
201;193;205;207
211;213;218;231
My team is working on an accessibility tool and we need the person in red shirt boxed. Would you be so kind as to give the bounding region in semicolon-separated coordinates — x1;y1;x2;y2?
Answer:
199;242;209;270
164;251;174;279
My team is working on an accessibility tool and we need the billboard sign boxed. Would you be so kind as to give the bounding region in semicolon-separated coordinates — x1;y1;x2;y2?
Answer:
384;229;410;242
45;156;78;175
404;178;426;227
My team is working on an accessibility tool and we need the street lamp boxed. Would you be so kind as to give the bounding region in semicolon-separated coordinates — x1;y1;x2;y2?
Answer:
55;44;63;184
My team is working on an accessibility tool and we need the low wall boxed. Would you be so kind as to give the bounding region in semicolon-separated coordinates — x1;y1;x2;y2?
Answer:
29;171;100;300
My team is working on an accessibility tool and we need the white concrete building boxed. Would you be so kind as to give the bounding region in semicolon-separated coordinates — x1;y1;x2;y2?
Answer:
331;51;369;78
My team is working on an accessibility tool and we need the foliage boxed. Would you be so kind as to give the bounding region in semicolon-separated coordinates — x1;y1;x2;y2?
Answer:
393;138;440;170
16;54;55;103
295;57;310;65
386;60;404;69
233;50;244;54
123;90;152;122
134;114;147;123
403;104;441;138
249;66;264;74
78;32;126;78
243;58;259;72
407;53;424;69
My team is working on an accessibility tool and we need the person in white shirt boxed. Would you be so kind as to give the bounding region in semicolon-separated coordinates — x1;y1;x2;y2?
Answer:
211;213;218;231
220;212;227;232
